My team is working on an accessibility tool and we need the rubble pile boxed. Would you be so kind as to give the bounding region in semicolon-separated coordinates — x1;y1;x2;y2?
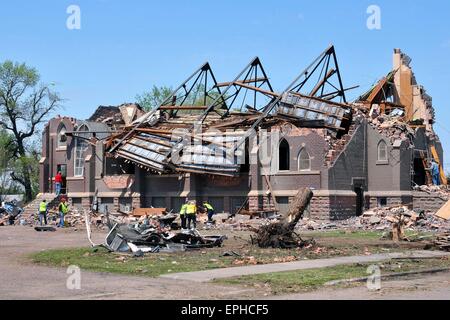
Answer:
8;207;109;229
413;185;450;200
368;117;414;145
0;201;24;226
202;213;269;231
297;206;450;233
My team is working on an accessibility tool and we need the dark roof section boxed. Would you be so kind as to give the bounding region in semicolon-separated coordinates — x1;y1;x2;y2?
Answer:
88;106;121;122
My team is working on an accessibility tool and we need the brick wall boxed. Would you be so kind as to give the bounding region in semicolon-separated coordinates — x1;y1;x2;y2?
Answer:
413;195;447;212
248;196;259;212
262;196;277;211
329;196;357;220
309;196;330;221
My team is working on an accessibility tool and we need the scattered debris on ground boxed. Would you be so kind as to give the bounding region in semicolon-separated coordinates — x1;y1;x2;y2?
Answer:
85;210;226;256
434;233;450;251
0;201;24;226
297;205;450;233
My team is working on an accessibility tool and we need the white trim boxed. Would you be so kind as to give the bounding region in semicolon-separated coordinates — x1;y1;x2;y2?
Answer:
271;171;320;176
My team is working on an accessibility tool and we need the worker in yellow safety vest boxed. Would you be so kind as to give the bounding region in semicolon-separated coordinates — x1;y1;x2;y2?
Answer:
186;201;197;230
203;201;215;223
38;200;48;226
179;199;189;230
58;198;69;228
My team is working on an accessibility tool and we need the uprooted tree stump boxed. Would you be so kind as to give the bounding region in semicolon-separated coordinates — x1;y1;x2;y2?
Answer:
252;188;314;248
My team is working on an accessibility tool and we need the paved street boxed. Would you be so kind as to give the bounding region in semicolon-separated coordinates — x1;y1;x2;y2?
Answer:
0;226;449;300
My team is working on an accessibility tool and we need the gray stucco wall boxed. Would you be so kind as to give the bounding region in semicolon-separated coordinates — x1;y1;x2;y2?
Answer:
268;128;328;192
366;125;411;191
328;121;368;191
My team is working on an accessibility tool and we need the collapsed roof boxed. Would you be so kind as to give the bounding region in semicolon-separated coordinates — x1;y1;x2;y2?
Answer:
105;45;355;176
105;46;439;179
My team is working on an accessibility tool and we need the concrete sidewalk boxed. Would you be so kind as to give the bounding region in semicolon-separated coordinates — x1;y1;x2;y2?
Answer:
160;250;450;282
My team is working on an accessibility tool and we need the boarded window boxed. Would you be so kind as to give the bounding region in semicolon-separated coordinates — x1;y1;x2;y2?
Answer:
298;148;311;171
377;140;388;161
57;124;67;148
119;197;132;213
279;139;290;171
377;197;387;207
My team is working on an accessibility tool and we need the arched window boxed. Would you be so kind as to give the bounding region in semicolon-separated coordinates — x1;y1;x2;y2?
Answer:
74;125;89;177
57;124;67;148
377;140;388;161
279;139;290;171
298;148;311;171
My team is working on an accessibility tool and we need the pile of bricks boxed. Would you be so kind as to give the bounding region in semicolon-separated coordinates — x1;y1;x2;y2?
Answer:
296;205;450;233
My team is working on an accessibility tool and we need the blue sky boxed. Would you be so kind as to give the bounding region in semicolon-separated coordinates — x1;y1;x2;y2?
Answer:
1;0;450;165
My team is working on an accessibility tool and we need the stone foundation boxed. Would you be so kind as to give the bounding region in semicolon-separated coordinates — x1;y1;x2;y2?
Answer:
98;191;447;221
412;194;447;212
248;196;259;212
309;196;330;220
308;192;446;221
262;196;277;211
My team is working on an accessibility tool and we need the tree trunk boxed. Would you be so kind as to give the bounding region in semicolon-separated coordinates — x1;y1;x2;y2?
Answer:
282;188;314;229
253;188;314;248
17;142;33;203
21;164;33;202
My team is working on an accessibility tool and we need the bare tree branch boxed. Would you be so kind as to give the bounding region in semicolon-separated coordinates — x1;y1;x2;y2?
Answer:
0;60;61;201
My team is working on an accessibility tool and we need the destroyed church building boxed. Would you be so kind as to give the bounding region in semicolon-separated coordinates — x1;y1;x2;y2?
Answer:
39;46;447;220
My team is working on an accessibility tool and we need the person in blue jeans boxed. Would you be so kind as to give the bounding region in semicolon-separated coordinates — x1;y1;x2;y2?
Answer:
54;171;63;196
58;198;69;228
203;201;215;223
428;159;441;186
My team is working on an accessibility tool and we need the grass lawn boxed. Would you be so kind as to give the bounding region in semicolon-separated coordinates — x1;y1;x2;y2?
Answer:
28;230;432;278
30;247;237;277
213;257;450;295
304;230;384;239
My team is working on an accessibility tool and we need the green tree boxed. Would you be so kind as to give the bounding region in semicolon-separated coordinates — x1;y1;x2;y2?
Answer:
136;85;173;111
0;61;62;202
0;129;16;198
136;84;227;114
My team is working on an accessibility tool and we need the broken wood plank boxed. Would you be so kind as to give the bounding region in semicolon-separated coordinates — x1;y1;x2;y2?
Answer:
435;200;450;221
132;208;167;217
